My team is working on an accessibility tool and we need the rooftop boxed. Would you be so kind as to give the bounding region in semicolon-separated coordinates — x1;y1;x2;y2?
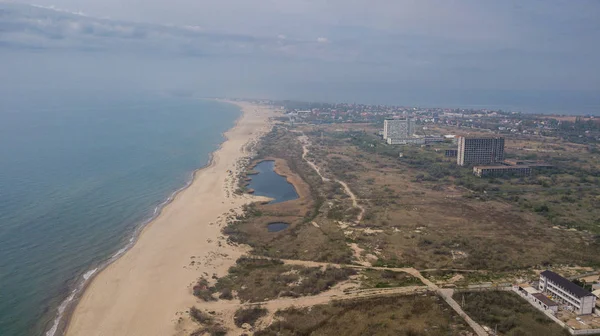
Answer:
474;165;532;170
532;293;559;306
541;270;596;299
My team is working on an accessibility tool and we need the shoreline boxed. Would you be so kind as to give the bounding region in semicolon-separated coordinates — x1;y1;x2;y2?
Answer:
60;101;276;336
49;144;220;336
48;130;224;336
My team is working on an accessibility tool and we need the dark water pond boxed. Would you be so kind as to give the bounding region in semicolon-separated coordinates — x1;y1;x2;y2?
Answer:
247;160;299;204
267;222;290;232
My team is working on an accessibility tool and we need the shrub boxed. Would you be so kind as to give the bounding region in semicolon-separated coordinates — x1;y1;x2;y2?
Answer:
189;307;213;325
193;278;217;302
234;306;268;327
219;288;233;300
193;324;228;336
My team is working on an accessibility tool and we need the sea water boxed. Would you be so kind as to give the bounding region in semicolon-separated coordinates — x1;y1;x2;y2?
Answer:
0;90;241;336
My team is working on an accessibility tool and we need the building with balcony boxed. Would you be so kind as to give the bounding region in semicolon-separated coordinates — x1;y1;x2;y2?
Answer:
539;270;597;315
456;136;505;166
473;165;532;177
383;118;415;140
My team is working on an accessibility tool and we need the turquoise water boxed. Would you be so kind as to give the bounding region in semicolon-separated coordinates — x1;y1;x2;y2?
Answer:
247;161;299;204
0;91;241;336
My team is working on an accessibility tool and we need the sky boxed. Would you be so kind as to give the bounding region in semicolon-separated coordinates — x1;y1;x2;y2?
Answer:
1;0;600;106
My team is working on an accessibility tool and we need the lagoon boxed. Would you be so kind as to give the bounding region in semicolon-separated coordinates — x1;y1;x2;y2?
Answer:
246;161;299;204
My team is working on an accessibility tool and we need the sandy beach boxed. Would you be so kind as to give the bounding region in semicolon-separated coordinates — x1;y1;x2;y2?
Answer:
65;101;276;336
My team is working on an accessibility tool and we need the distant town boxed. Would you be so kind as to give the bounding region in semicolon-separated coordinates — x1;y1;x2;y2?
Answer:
278;101;600;145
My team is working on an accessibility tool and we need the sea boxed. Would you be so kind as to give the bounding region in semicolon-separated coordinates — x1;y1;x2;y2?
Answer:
0;90;241;336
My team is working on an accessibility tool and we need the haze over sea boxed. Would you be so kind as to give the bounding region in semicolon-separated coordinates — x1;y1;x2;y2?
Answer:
0;90;240;336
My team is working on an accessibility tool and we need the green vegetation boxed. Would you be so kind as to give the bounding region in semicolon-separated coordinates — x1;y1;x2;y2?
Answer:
360;269;424;288
224;126;355;264
455;291;569;336
189;307;228;336
233;306;268;328
254;293;471;336
193;277;217;302
190;324;228;336
303;125;600;271
211;257;357;302
189;307;214;325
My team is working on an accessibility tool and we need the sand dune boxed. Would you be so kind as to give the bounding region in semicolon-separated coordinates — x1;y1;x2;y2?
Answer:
65;101;275;336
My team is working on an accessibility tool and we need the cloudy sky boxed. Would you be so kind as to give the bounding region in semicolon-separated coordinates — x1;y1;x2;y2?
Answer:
1;0;599;105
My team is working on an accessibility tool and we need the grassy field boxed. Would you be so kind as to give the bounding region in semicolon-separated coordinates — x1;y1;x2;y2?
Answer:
221;121;600;280
454;291;569;336
297;123;600;272
254;293;472;336
359;268;424;288
196;257;356;303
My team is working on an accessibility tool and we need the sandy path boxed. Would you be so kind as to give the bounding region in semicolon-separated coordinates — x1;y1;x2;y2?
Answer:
293;133;486;335
297;134;365;224
65;102;276;336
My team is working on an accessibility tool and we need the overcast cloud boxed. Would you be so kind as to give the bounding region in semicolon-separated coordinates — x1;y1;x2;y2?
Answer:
1;0;599;103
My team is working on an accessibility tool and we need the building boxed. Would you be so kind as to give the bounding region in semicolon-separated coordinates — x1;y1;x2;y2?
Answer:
503;159;554;170
383;118;415;140
539;270;597;315
473;165;532;177
424;136;445;144
456;136;505;166
531;293;559;313
593;290;600;309
387;137;425;145
515;284;559;314
444;134;457;144
445;149;458;157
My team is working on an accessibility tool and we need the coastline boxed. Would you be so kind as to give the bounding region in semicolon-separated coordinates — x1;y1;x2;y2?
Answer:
61;101;276;336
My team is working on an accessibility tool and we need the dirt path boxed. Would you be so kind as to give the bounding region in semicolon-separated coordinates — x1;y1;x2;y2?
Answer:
438;289;488;336
297;134;365;224
191;255;488;335
216;131;488;335
297;134;329;182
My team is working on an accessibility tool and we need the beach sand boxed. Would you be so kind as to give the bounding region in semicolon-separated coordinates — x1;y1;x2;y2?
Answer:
65;101;276;336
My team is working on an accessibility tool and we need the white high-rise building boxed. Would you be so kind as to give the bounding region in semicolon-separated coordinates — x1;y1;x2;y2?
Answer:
383;119;415;140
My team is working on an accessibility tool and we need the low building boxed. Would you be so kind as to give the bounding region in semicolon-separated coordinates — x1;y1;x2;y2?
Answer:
445;149;458;157
515;284;559;313
539;270;597;315
387;137;425;145
503;159;553;170
473;165;532;177
424;136;445;144
531;293;559;313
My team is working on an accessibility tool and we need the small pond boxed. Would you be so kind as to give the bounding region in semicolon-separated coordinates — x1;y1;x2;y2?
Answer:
246;160;299;204
267;222;290;232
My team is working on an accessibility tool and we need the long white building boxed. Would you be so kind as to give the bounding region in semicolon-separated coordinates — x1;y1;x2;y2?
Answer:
539;270;597;315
